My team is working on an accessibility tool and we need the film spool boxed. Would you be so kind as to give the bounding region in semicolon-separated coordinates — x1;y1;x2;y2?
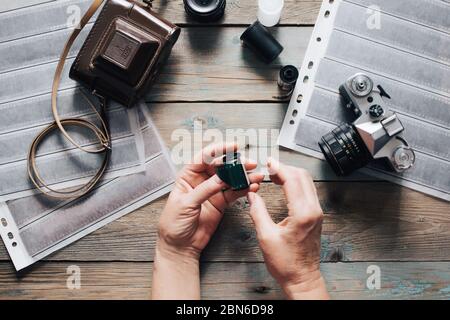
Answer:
277;65;299;91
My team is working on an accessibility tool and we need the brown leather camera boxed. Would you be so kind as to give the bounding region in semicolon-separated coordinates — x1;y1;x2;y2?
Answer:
27;0;180;199
70;0;180;107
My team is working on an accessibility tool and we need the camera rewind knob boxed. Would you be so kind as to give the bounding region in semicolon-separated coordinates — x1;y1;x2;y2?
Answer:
393;146;415;171
349;74;373;97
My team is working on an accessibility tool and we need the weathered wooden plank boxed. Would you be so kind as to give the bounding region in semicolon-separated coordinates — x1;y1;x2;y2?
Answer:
3;25;313;102
151;0;321;25
0;0;320;24
1;182;448;262
147;102;374;181
0;261;448;299
147;27;312;102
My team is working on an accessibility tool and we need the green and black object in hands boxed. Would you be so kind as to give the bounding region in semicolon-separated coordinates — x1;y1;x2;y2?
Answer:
216;153;250;191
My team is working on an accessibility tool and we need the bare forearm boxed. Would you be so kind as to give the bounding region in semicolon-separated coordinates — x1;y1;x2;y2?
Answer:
282;272;330;300
152;244;201;300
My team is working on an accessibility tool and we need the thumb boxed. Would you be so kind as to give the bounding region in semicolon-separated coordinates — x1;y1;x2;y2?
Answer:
247;192;275;235
190;174;227;206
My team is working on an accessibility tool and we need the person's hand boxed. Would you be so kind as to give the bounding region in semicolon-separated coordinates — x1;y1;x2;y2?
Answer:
158;142;264;259
247;159;329;300
152;143;264;299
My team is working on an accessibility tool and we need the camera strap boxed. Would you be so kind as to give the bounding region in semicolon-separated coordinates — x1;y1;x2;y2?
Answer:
27;0;157;199
27;0;110;199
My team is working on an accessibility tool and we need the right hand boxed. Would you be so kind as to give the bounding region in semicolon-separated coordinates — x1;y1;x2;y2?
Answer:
247;159;329;299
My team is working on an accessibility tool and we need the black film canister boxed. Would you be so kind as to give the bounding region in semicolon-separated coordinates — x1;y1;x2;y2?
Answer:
183;0;226;22
278;65;299;91
240;21;284;64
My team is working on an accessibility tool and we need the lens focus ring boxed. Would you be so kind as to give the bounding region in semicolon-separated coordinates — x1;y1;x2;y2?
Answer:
184;0;226;22
319;124;372;176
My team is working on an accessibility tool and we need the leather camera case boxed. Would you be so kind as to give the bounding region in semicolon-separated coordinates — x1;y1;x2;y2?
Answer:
69;0;180;107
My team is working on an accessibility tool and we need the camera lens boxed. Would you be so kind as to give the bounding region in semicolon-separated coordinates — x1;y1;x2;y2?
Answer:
319;124;372;176
184;0;226;22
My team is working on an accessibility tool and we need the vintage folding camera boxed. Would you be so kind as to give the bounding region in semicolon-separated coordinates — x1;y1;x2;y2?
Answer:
70;0;180;107
319;73;416;176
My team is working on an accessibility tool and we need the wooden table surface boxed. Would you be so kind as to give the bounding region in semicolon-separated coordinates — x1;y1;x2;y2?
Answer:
1;0;449;300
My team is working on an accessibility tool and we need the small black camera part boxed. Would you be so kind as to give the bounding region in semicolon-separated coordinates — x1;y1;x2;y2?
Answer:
319;73;415;176
183;0;226;22
216;153;250;191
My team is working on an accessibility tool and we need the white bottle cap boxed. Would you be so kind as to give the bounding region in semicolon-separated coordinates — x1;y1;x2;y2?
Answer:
257;0;284;27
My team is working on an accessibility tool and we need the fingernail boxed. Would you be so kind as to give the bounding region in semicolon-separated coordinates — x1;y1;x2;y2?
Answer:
267;157;279;175
268;157;280;166
236;142;246;151
214;175;224;184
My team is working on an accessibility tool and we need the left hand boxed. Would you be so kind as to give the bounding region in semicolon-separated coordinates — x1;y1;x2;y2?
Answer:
157;143;264;260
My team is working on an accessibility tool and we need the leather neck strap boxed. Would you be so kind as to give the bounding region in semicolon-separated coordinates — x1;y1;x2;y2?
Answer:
52;0;109;153
27;0;111;199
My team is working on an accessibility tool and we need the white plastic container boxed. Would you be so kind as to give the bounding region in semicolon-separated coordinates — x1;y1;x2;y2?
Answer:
257;0;284;27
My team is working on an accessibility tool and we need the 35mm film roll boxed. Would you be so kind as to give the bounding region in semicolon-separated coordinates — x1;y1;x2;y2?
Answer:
277;65;299;92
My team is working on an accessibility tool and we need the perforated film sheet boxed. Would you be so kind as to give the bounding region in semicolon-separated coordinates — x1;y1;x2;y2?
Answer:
0;0;147;201
279;0;450;201
0;0;175;270
0;104;175;271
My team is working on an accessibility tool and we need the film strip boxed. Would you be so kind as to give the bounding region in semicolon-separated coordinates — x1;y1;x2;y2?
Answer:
0;103;175;270
0;0;175;270
0;0;96;42
0;0;148;201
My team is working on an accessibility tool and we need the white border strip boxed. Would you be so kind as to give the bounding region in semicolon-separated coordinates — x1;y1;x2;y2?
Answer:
279;0;339;149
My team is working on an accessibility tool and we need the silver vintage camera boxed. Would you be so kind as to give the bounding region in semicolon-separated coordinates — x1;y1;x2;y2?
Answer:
319;73;415;176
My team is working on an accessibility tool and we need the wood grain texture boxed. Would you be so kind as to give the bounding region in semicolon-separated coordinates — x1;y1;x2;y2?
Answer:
147;102;375;181
0;0;320;24
147;27;312;102
1;0;448;301
1;183;448;262
0;261;448;300
151;0;321;25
